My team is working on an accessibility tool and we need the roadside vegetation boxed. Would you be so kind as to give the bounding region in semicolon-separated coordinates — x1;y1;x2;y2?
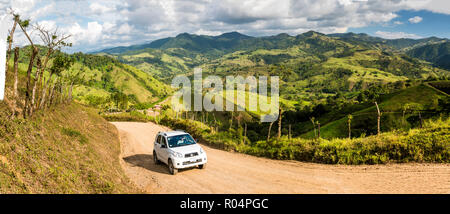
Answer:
104;109;449;164
0;103;139;193
0;12;138;193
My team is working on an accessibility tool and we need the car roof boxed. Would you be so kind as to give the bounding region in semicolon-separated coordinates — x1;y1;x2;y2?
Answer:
159;131;188;137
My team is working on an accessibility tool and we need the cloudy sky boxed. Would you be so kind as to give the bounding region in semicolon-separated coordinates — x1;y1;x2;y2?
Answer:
1;0;449;52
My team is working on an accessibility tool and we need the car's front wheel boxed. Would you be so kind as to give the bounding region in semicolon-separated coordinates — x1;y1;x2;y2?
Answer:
153;151;160;164
168;159;178;175
198;164;206;169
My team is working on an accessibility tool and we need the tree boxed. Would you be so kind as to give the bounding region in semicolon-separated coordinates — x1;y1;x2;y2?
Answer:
310;117;316;138
267;121;274;142
31;57;42;113
17;17;38;117
42;53;74;108
347;114;353;139
35;25;72;109
403;103;424;128
229;111;234;130
64;67;85;103
243;123;247;144
288;124;292;141
317;121;321;139
11;47;20;116
5;12;19;77
375;102;381;135
23;46;38;117
277;107;284;139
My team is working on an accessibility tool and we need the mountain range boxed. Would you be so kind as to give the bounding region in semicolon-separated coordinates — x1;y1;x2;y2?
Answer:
96;31;449;57
66;30;450;140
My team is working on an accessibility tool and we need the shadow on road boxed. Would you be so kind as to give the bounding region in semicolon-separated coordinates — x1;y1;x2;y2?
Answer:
123;154;171;175
123;154;195;175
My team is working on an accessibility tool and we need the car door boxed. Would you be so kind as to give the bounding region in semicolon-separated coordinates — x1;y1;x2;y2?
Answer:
160;136;169;164
155;135;163;160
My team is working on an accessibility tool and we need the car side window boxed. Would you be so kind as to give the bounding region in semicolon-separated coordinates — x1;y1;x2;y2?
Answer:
162;137;168;147
156;135;161;144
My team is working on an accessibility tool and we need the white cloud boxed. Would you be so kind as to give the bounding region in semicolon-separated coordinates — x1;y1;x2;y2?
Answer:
406;0;450;15
375;31;423;39
408;16;423;23
89;2;114;14
67;22;103;45
1;0;448;52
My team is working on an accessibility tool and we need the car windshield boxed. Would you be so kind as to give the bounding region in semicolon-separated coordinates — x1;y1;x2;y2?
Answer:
167;134;196;148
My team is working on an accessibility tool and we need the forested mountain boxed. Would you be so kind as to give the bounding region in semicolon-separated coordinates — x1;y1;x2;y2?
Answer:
407;41;450;70
98;31;449;89
329;32;448;50
94;31;449;140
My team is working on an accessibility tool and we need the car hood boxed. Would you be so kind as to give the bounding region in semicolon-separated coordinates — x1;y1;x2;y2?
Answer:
169;144;201;154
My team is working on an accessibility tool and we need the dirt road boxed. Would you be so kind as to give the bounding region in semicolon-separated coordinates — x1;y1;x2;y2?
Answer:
112;122;450;194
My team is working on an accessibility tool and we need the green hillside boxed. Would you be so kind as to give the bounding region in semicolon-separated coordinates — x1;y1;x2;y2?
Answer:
107;31;449;92
329;32;448;50
94;31;449;143
407;42;450;70
14;48;173;110
301;84;449;139
0;65;138;193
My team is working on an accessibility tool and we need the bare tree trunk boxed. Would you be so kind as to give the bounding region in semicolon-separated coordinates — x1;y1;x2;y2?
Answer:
310;118;316;138
288;124;291;140
67;81;74;103
418;111;423;128
243;123;247;144
5;18;18;76
277;108;283;139
229;111;233;130
40;80;49;109
348;121;351;139
31;58;42;113
12;48;20;107
317;122;321;139
267;121;274;142
37;49;53;109
59;82;64;104
375;101;381;135
48;77;58;107
24;47;38;118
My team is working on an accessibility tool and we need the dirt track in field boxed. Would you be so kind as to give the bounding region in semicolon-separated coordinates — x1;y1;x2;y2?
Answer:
112;122;450;194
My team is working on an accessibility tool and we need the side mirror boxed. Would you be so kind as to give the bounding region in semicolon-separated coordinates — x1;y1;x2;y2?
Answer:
161;144;167;148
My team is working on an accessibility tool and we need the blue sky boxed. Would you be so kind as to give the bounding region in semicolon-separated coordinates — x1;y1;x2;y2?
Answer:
1;0;449;52
351;9;450;39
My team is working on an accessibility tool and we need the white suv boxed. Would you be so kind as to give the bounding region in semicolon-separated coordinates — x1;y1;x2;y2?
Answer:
153;131;207;175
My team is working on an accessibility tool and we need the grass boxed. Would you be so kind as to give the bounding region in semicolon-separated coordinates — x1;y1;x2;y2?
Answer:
302;84;448;139
104;111;449;165
238;118;449;164
72;62;172;106
0;102;139;193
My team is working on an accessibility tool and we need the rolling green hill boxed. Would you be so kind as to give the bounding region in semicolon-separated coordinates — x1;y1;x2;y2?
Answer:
0;65;138;193
329;32;448;51
407;41;450;70
104;31;449;92
14;47;173;110
301;83;449;139
94;31;449;141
